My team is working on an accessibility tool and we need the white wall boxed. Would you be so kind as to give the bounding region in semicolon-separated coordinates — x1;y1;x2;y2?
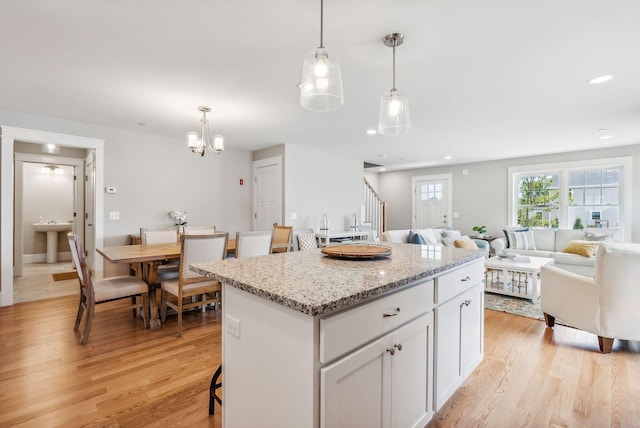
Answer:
0;108;253;279
378;144;640;242
284;144;362;231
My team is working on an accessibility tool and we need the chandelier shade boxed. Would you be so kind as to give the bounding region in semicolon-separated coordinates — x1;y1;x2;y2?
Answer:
187;106;224;156
378;33;411;136
299;0;344;112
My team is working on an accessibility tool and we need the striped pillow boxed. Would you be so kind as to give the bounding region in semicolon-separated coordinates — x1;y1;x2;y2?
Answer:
507;230;536;250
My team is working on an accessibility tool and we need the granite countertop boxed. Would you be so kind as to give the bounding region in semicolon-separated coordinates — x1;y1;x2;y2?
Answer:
191;243;484;317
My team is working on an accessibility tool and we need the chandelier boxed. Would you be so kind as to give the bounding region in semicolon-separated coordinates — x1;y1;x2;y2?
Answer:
187;106;224;156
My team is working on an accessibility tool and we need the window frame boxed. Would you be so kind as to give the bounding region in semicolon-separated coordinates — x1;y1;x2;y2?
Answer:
508;156;632;242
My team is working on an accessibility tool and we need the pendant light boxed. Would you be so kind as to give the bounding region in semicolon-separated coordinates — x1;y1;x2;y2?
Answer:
299;0;344;112
378;33;411;136
187;106;224;157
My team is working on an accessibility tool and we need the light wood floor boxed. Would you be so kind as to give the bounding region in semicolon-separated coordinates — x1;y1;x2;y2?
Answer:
1;296;638;427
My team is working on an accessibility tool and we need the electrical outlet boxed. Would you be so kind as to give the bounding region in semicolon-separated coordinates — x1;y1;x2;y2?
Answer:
225;315;240;338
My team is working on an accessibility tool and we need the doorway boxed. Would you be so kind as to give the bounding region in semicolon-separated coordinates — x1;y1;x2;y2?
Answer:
412;174;453;229
13;155;84;303
252;156;283;230
0;126;105;307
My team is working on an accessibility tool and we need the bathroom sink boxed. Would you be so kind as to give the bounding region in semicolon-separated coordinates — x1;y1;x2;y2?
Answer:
33;223;73;263
33;222;73;232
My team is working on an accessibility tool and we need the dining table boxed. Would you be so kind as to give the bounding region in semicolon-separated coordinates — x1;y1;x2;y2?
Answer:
97;239;237;330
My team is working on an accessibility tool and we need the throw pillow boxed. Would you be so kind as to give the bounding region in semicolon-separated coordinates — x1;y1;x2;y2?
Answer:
454;239;478;249
562;240;599;257
443;234;469;247
408;230;427;245
297;233;318;251
442;230;462;239
503;227;528;248
507;230;536;250
584;231;613;242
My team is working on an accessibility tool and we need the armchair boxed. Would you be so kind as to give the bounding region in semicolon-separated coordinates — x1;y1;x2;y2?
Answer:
540;242;640;353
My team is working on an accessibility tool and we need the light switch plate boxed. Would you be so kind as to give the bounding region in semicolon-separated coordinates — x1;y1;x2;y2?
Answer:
109;211;120;220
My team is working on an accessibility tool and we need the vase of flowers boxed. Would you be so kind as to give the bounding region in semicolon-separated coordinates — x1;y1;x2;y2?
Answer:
168;210;188;226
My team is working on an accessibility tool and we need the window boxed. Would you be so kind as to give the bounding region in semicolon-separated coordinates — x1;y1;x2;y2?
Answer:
421;183;442;200
508;157;631;238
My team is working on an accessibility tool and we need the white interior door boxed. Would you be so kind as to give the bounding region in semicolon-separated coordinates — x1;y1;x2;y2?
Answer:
413;175;452;229
84;152;95;268
252;156;282;231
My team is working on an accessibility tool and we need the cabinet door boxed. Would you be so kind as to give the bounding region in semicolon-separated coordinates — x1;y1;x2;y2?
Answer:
434;293;463;410
460;283;484;377
321;334;392;428
435;283;484;410
390;313;433;428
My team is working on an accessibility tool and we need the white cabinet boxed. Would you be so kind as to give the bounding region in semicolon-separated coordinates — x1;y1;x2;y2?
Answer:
321;312;434;428
434;282;484;409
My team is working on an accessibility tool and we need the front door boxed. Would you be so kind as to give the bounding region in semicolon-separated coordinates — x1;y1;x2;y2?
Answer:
413;176;451;229
252;156;282;231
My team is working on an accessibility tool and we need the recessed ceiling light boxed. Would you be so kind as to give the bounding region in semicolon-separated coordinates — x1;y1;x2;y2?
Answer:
588;75;613;85
600;135;613;140
597;128;607;132
366;129;377;135
444;155;452;160
380;167;386;172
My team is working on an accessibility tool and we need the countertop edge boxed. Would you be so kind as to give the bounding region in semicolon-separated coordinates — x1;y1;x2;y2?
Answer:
191;252;484;317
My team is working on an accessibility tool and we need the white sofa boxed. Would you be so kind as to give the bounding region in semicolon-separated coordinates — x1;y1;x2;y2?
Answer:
381;228;490;252
490;228;608;277
541;242;640;353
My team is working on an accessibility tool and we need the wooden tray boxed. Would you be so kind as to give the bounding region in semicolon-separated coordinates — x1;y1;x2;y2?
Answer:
321;244;392;260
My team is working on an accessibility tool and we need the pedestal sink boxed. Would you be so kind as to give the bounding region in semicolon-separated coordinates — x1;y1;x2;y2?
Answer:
33;223;73;263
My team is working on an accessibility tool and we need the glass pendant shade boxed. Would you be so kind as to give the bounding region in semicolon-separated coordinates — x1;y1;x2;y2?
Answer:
187;132;200;152
378;89;411;136
211;135;224;154
300;47;344;112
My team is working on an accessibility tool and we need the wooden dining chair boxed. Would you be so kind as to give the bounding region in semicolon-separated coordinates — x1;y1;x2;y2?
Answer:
68;233;149;345
160;232;229;336
235;231;273;258
140;226;180;284
271;225;293;253
140;226;179;244
183;225;217;235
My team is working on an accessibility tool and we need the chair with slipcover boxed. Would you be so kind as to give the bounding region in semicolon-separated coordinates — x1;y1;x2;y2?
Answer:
541;242;640;353
235;231;273;259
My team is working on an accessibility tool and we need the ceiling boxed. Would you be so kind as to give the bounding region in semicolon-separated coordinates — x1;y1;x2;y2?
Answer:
2;0;639;171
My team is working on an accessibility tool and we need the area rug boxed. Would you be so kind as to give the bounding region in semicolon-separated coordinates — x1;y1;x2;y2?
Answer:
484;292;568;326
52;271;78;281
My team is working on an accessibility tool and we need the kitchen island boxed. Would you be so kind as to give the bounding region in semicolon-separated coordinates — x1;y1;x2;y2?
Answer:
192;243;486;428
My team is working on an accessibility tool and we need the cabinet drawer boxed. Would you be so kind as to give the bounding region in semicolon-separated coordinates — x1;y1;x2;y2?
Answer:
320;279;434;363
435;260;484;304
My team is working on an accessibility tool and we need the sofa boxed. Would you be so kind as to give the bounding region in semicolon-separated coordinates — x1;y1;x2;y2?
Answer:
380;228;490;253
490;228;613;277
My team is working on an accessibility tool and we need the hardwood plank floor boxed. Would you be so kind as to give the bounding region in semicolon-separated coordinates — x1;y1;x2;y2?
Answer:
1;295;639;427
428;309;640;428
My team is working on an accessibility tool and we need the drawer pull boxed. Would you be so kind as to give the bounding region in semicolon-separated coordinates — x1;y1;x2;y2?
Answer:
387;347;395;355
394;343;403;351
383;307;401;318
461;299;471;307
460;276;471;282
